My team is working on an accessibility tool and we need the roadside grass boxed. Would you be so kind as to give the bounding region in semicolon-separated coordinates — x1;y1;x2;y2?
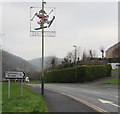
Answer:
2;82;48;112
111;69;119;76
112;69;120;71
112;72;118;76
102;79;120;84
27;81;41;84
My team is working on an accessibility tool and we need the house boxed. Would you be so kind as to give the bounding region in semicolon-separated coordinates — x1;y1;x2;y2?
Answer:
106;42;120;58
106;42;120;69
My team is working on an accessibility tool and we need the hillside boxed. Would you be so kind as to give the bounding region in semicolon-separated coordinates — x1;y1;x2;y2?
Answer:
28;57;63;71
1;49;39;79
28;57;50;71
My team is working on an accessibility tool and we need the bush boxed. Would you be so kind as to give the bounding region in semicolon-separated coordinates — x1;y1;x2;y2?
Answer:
106;64;112;77
45;64;112;83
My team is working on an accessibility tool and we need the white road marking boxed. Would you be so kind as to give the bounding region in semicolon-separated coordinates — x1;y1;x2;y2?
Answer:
81;90;102;94
45;85;118;98
98;99;120;108
115;96;118;98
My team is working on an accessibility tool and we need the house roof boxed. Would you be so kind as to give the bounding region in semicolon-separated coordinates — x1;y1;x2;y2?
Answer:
106;42;120;52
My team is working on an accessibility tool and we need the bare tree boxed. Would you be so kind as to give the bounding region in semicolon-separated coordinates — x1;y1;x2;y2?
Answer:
77;46;81;60
100;47;104;58
63;57;69;63
89;50;93;58
66;52;73;63
46;56;58;68
82;50;88;60
93;50;97;58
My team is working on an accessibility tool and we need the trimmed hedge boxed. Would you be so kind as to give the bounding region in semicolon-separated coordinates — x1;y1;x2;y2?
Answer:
45;64;112;83
107;58;120;63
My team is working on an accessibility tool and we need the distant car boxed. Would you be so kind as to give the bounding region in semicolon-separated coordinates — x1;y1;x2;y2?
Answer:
116;63;120;66
25;77;29;83
116;63;120;69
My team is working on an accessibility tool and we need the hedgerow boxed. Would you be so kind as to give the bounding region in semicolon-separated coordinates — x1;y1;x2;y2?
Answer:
45;64;112;83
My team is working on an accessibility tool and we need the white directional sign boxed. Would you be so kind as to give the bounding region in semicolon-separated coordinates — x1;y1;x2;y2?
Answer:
5;71;25;79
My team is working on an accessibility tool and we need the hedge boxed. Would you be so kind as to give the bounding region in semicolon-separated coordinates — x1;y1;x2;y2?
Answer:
44;64;112;83
107;58;120;63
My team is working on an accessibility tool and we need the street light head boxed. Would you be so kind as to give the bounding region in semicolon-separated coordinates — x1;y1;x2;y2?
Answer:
73;45;76;48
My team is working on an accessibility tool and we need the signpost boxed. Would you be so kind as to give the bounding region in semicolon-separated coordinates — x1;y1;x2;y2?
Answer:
5;71;26;98
5;71;25;79
30;0;55;95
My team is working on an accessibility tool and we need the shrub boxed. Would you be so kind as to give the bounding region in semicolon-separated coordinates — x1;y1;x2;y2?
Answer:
45;64;112;83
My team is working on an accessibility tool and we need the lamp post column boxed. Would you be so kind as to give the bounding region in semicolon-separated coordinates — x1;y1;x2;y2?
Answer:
73;45;77;82
41;0;45;95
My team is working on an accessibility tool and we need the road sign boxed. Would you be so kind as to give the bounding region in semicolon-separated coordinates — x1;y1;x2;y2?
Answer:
5;71;25;79
30;6;56;37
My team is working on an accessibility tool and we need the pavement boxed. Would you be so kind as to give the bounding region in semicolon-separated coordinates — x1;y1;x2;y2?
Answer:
27;85;98;113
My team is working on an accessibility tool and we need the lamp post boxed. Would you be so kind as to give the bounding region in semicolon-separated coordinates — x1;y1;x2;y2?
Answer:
30;0;55;95
73;45;77;82
41;0;45;95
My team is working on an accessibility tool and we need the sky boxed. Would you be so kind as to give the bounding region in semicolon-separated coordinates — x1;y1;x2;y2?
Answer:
0;0;118;60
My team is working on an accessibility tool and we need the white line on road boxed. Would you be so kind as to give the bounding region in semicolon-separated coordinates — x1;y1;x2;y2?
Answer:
45;85;118;98
98;99;120;108
64;86;118;98
81;89;118;98
115;96;118;98
81;89;102;95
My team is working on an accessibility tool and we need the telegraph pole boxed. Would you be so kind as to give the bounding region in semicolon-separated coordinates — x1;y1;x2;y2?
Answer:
41;0;45;95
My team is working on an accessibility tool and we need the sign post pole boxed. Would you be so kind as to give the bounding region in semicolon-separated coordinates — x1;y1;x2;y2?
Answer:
5;71;26;98
20;79;23;97
8;79;10;99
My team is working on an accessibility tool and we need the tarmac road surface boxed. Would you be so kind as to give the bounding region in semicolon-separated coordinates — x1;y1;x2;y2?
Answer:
27;83;119;113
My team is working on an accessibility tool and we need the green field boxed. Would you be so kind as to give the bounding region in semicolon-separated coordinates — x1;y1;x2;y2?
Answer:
2;82;48;112
102;79;120;84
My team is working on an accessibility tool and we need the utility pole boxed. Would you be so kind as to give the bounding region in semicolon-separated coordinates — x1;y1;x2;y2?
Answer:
73;45;77;82
41;0;45;95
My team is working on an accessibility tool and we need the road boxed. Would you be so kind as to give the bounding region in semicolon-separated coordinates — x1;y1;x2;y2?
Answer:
44;83;119;113
28;82;119;113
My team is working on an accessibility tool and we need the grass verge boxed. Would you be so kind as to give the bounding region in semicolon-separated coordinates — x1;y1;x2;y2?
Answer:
2;82;48;112
102;79;120;84
112;69;120;71
27;81;41;84
112;73;118;76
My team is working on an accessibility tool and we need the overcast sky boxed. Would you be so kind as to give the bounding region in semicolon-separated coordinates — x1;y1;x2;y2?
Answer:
0;0;118;60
